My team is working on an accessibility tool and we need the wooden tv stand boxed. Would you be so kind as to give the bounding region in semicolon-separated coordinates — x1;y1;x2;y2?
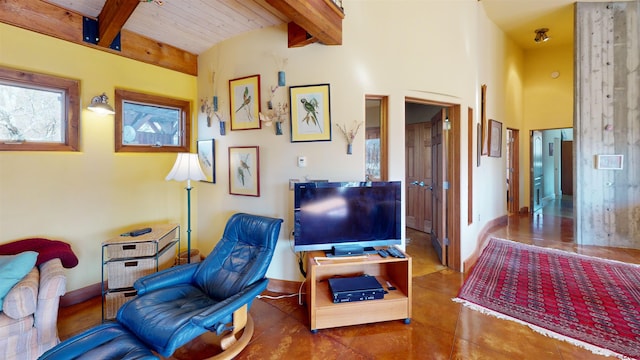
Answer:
305;249;412;332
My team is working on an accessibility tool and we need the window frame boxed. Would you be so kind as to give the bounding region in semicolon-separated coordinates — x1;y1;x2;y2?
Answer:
114;89;191;153
0;66;80;151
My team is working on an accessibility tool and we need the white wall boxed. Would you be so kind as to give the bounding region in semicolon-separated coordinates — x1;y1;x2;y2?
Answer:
194;0;521;280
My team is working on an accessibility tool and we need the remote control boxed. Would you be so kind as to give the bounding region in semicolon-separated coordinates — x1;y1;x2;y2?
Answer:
128;227;152;237
386;246;406;258
377;249;388;258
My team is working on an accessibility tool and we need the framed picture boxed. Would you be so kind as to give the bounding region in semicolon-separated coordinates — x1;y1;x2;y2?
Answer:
228;146;260;196
197;139;215;183
488;119;502;158
595;154;624;170
289;84;332;142
229;75;261;130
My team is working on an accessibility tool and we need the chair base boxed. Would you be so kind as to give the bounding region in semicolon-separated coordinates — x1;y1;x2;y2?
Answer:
157;315;255;360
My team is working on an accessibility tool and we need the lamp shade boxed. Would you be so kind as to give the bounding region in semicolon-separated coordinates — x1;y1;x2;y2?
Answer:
165;153;206;186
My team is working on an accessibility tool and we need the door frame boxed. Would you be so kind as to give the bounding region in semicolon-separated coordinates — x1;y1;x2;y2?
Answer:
405;97;461;271
506;128;520;215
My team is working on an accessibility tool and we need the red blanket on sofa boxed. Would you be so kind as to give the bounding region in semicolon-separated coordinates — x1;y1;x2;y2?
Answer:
0;238;78;268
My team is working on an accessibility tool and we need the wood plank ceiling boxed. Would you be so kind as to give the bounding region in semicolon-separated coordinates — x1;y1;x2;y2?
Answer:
0;0;345;76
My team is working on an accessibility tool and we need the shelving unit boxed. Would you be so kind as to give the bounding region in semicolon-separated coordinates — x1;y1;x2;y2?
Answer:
101;224;180;320
305;249;412;332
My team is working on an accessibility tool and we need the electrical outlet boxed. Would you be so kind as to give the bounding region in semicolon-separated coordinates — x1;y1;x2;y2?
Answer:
289;179;300;190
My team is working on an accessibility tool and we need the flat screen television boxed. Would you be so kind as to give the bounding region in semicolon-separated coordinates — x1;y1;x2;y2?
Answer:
294;181;402;253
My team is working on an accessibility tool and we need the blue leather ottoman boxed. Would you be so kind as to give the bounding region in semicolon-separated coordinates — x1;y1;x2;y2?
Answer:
40;322;159;360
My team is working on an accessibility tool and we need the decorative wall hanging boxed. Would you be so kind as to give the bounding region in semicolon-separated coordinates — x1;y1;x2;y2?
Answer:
289;84;332;142
229;75;261;130
488;119;502;158
259;102;289;136
197;139;215;183
336;120;362;154
228;146;260;196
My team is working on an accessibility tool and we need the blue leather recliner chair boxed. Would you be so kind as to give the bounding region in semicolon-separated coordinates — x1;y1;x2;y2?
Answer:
41;213;283;360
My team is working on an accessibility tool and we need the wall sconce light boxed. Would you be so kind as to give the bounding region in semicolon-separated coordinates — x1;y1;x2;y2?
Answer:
534;28;550;43
88;93;115;115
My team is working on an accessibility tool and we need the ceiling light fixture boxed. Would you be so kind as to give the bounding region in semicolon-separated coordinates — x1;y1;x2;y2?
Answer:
534;28;550;43
88;93;115;115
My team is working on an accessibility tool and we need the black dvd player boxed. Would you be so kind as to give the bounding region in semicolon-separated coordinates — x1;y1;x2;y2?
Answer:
328;276;385;303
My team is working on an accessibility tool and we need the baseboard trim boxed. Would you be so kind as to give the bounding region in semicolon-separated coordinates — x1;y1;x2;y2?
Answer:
266;278;304;294
60;282;101;307
463;215;508;273
61;277;305;307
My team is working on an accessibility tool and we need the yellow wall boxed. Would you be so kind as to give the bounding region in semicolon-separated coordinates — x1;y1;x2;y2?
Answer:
0;23;197;291
1;0;527;292
521;45;574;207
195;0;522;278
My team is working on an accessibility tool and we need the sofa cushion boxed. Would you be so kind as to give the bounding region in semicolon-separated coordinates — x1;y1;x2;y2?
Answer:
0;238;78;268
0;252;38;312
2;267;38;319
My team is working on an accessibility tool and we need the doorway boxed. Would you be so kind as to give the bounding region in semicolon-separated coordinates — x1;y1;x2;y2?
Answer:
404;98;461;270
529;128;574;217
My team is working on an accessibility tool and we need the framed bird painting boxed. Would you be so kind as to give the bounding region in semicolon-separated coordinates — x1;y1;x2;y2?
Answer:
229;75;261;130
289;84;332;142
228;146;260;196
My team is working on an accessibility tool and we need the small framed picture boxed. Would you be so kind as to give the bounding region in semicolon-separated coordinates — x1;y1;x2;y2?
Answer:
488;119;502;158
197;139;215;183
289;84;332;142
595;154;624;170
229;75;261;130
228;146;260;196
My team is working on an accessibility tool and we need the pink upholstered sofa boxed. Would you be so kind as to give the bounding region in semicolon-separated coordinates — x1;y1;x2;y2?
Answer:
0;258;66;360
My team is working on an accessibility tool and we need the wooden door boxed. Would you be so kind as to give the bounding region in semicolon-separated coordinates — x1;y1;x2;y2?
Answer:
531;130;544;212
405;122;433;233
431;110;446;265
561;140;573;196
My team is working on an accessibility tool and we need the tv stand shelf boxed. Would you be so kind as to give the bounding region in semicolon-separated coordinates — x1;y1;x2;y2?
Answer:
306;249;412;332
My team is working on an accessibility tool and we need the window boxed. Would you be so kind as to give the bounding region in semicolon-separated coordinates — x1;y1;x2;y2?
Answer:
115;89;191;153
0;66;80;151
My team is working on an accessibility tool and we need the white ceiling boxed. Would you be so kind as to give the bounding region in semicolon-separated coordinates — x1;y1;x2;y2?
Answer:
43;0;633;55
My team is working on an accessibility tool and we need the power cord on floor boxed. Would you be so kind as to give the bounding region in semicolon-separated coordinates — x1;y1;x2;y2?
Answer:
256;279;307;306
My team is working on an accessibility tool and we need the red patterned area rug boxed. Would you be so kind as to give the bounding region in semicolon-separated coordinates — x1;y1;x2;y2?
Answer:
454;238;640;360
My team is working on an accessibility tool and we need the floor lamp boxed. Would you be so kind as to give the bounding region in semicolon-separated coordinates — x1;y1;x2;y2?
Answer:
165;153;206;263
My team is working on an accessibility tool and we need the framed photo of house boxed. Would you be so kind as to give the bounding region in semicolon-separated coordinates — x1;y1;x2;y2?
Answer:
228;146;260;196
488;119;502;158
197;139;215;183
289;84;332;142
229;75;261;130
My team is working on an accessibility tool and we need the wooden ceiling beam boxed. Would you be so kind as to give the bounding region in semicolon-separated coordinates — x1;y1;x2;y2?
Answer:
0;0;197;76
96;0;140;48
265;0;344;47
